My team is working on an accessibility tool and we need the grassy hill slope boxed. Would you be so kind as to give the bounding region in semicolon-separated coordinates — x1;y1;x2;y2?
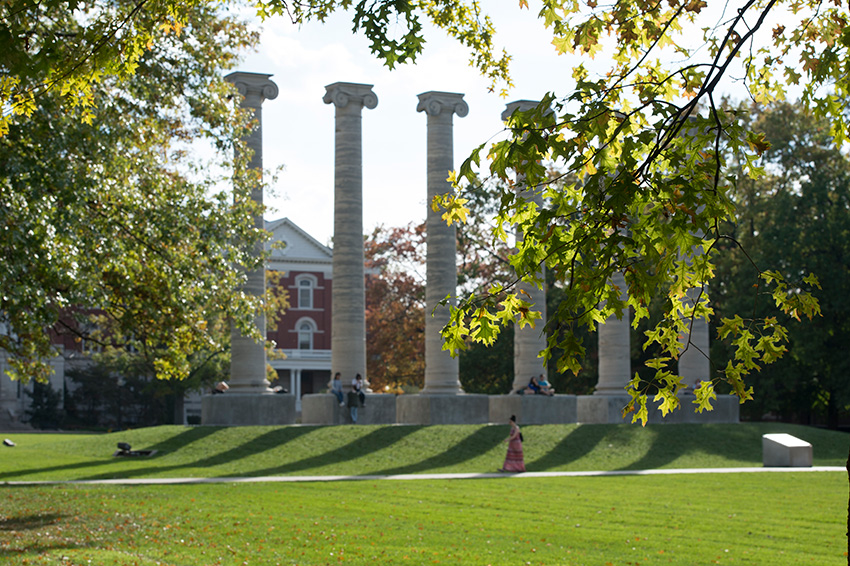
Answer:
0;422;846;482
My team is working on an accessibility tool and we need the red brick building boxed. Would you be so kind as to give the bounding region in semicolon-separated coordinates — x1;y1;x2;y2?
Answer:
265;218;333;407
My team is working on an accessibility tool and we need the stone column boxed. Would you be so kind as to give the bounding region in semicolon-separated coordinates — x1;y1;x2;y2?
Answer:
0;352;21;428
293;368;303;412
679;289;711;390
595;271;631;395
678;236;711;392
675;117;711;391
502;100;549;392
323;82;377;386
226;72;278;392
417;91;468;395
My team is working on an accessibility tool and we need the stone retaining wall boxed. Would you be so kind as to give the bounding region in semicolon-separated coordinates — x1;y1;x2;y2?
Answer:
226;393;740;426
202;394;296;426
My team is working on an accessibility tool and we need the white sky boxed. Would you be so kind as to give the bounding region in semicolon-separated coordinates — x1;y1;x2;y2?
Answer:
234;2;583;246
232;1;789;247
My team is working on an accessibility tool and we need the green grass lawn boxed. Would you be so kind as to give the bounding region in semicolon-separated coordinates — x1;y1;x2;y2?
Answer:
2;473;845;565
0;422;846;481
1;423;847;565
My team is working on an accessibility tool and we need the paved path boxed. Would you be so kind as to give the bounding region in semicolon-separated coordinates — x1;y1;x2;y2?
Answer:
3;466;843;486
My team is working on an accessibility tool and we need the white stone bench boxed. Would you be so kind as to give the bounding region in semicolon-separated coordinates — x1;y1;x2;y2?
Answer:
762;433;813;467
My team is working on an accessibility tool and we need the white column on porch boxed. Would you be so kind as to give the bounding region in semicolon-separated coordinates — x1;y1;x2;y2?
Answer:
291;369;303;412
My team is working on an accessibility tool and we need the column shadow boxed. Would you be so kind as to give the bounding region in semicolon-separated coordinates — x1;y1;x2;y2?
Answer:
527;424;611;471
77;426;318;481
0;505;90;560
243;425;424;477
370;426;505;476
616;423;759;471
0;426;222;480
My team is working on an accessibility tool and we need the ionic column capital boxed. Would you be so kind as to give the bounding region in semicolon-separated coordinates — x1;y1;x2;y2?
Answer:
501;99;542;122
416;91;468;118
323;82;378;110
225;72;279;109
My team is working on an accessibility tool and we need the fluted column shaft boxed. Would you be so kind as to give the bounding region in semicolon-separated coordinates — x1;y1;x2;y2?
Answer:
324;82;378;386
679;286;711;390
417;92;468;395
595;272;631;395
502;101;549;391
677;121;712;392
226;72;278;392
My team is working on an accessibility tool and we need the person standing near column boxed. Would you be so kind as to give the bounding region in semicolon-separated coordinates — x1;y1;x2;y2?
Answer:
323;82;378;394
352;373;365;407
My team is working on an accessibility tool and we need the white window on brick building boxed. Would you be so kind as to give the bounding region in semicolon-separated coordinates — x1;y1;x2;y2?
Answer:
297;318;317;350
295;274;317;309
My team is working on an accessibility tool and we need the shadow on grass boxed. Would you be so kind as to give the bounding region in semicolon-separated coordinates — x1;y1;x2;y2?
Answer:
527;424;610;470
616;424;762;471
0;509;81;562
0;426;223;481
77;426;318;481
240;425;424;477
143;425;223;453
0;544;81;563
0;512;63;531
370;426;505;476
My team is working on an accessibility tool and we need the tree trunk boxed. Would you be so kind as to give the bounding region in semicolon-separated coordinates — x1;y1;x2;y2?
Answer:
846;442;849;566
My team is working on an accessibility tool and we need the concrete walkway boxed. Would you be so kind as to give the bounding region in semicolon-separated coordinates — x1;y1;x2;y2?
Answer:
3;466;843;486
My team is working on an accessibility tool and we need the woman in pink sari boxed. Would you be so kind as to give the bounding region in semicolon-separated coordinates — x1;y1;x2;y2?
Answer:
500;415;526;472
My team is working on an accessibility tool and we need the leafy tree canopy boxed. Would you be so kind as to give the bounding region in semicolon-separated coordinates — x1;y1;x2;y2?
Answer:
436;0;833;423
714;100;850;428
1;1;285;382
365;223;427;391
4;0;840;421
0;0;512;133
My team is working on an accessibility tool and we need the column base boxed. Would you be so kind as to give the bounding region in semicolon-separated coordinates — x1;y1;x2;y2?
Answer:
645;394;740;424
301;393;397;425
489;394;577;424
419;384;465;395
576;394;741;424
577;395;632;424
397;394;489;425
201;393;296;426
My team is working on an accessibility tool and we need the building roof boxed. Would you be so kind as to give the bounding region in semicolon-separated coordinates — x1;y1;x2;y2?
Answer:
266;217;332;263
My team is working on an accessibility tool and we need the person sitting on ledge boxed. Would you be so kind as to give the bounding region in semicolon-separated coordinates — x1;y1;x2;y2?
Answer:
522;375;541;395
331;372;345;406
537;374;555;396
